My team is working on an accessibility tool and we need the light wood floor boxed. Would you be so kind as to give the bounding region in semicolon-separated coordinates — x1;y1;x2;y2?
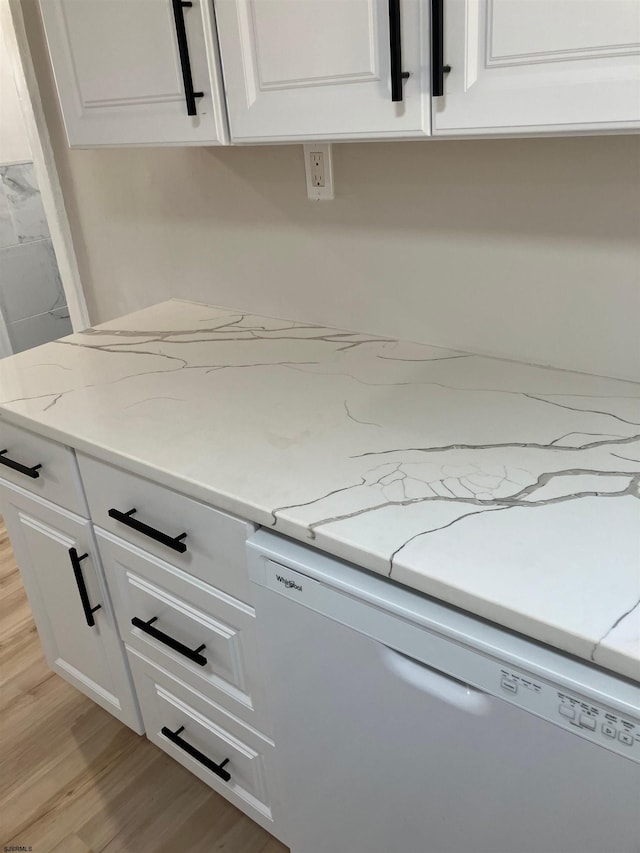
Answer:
0;518;289;853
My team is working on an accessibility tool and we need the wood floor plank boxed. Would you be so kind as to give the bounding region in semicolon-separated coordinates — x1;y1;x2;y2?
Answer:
16;738;163;852
153;797;254;853
0;515;289;853
49;832;94;853
2;710;133;838
0;623;47;697
92;755;214;853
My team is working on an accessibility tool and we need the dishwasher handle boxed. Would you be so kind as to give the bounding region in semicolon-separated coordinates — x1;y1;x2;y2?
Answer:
380;645;491;715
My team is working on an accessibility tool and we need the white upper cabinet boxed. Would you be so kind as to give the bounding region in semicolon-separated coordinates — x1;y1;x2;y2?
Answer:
40;0;228;146
38;0;639;145
214;0;430;142
433;0;640;135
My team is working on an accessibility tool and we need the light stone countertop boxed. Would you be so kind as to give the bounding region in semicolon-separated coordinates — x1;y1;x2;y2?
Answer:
0;299;638;680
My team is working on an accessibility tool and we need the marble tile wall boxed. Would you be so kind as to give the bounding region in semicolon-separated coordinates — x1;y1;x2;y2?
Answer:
0;162;72;355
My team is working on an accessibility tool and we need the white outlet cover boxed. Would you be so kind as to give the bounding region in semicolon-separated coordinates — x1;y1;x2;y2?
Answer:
303;143;334;201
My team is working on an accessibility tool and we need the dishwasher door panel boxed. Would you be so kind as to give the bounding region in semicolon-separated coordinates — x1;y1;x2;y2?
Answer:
256;585;640;853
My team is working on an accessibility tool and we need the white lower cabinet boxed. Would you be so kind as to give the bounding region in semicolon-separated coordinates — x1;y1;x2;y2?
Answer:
0;480;142;732
127;648;285;841
97;528;270;732
1;427;283;841
86;460;284;839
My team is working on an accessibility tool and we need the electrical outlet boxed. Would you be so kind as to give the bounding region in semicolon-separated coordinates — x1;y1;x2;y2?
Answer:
303;143;334;200
311;152;325;187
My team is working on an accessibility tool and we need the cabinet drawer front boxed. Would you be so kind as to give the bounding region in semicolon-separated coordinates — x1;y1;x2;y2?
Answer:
0;421;87;515
98;531;268;731
78;453;255;603
128;649;281;838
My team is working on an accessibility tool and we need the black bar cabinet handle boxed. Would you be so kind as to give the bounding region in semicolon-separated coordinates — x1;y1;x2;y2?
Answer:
132;616;207;666
69;547;101;628
0;449;42;479
161;725;231;781
388;0;410;102
431;0;451;97
171;0;204;116
108;508;188;553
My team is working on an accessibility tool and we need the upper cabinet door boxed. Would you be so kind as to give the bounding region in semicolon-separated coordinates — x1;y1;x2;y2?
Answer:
433;0;640;135
40;0;229;146
214;0;430;142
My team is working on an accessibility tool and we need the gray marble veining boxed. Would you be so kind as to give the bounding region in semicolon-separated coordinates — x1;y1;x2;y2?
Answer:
0;163;50;243
0;299;637;680
0;186;17;249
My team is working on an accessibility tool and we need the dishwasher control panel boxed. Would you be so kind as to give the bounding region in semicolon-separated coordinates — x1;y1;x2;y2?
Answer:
499;667;640;761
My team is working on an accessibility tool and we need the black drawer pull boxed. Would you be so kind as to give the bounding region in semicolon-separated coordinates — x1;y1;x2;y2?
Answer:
388;0;410;102
108;508;188;553
132;616;207;666
161;725;231;781
69;547;101;628
0;449;42;479
171;0;204;116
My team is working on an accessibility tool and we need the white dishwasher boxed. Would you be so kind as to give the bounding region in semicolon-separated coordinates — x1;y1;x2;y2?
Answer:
247;531;640;853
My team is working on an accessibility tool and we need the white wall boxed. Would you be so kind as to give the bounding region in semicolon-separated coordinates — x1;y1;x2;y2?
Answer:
22;1;640;382
0;15;30;164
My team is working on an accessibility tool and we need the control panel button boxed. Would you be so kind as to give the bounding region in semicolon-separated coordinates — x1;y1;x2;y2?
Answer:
500;676;517;694
579;714;597;730
559;704;575;720
602;723;617;739
618;732;633;746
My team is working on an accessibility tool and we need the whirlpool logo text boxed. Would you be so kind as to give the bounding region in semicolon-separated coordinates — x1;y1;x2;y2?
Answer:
275;574;302;592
